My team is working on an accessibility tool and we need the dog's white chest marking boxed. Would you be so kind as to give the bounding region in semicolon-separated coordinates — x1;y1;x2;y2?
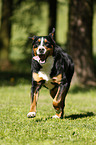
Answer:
38;56;54;81
38;56;54;89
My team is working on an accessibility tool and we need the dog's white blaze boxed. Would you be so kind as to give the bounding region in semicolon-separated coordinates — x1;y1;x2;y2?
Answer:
40;37;44;46
38;56;54;89
37;37;46;55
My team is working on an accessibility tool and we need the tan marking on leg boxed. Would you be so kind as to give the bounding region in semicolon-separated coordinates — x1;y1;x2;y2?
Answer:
29;92;38;113
33;72;43;82
27;91;38;118
53;87;61;109
52;74;62;84
52;86;65;118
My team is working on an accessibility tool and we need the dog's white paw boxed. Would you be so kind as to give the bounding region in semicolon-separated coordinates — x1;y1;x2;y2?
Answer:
52;115;60;119
27;112;36;118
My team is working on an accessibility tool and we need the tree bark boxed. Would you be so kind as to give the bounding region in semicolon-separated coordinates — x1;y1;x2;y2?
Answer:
68;0;96;86
0;0;12;69
48;0;57;40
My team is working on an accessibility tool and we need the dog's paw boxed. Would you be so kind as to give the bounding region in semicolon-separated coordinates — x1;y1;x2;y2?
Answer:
52;115;60;119
27;112;36;118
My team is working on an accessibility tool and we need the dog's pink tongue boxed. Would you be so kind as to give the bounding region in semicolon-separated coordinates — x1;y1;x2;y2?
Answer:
33;56;45;64
33;56;40;62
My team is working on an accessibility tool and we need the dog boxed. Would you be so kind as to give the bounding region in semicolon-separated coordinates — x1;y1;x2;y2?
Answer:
27;28;74;119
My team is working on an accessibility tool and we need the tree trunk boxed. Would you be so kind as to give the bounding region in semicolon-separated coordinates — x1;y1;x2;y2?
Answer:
0;0;12;70
68;0;96;86
48;0;57;40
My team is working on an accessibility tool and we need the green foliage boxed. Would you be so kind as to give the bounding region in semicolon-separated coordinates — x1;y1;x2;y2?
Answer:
10;1;49;61
12;0;41;31
10;1;96;63
0;84;96;145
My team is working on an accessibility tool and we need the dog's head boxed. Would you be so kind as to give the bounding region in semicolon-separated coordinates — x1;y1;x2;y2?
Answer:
29;28;55;64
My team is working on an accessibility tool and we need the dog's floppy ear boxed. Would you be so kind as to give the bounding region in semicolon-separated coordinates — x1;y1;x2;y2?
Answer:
28;36;36;40
49;28;55;39
29;36;37;45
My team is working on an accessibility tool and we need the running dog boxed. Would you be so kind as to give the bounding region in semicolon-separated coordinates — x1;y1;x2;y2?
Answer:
27;28;74;119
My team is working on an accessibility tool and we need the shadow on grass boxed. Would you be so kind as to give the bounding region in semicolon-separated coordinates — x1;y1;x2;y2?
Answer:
65;112;95;120
29;112;95;122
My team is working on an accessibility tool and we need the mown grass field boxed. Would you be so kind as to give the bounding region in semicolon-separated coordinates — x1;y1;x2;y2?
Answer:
0;82;96;145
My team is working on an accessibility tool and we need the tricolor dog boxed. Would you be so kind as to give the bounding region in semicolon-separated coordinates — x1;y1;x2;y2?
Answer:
27;28;74;119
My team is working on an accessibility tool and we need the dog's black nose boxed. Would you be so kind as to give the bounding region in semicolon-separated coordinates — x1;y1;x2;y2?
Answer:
39;48;45;54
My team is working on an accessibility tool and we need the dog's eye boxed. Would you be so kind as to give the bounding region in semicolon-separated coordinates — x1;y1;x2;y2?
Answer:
45;43;51;47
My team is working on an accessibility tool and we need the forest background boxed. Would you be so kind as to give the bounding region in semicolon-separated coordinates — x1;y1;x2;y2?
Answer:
0;0;96;86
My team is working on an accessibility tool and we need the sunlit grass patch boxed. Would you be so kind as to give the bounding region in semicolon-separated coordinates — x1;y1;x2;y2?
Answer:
0;84;96;145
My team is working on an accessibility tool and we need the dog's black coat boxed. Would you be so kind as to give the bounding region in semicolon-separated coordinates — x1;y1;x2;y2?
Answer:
31;39;74;88
28;29;74;118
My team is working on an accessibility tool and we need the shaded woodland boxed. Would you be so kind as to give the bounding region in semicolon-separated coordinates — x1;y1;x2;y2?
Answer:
0;0;96;86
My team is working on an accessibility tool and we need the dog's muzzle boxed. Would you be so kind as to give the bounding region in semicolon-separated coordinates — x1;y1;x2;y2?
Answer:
37;46;46;55
34;46;47;64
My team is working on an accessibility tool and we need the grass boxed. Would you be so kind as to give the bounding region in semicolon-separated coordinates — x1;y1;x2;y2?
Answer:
0;82;96;145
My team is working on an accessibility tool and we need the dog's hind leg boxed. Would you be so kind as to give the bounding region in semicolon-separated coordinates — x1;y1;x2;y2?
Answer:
51;84;70;119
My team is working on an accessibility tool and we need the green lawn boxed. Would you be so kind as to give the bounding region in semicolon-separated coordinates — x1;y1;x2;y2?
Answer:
0;83;96;145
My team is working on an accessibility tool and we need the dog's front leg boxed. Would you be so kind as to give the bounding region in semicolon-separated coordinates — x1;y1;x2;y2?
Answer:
27;81;43;118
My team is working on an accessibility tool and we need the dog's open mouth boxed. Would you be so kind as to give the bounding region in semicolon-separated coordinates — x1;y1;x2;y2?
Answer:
33;54;46;64
38;54;46;64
